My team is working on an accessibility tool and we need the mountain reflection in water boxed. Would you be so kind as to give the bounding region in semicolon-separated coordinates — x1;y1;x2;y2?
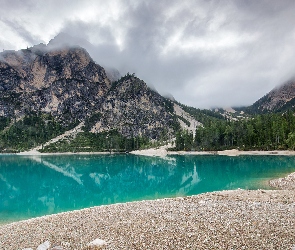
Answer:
1;154;295;223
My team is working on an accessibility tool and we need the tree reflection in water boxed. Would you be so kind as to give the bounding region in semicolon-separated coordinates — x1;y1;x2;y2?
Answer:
1;154;295;223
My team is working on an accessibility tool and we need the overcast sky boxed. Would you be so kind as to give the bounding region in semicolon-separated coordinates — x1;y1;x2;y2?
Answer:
1;0;295;108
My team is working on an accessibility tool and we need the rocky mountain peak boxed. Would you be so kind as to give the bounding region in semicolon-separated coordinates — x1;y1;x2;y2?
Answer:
89;74;176;139
0;45;111;124
248;78;295;113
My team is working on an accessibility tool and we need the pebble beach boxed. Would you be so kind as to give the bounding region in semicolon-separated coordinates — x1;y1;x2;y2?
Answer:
0;184;294;249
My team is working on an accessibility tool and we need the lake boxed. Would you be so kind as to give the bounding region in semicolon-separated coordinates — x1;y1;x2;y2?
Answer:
1;154;295;224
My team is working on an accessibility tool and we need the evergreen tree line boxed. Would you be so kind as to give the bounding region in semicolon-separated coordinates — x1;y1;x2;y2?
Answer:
3;108;295;153
176;102;226;125
0;113;65;152
0;113;154;153
40;130;151;153
0;116;11;131
175;110;295;151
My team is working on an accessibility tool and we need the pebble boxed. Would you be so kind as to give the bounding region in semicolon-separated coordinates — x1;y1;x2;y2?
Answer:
51;246;64;250
269;172;295;190
86;238;107;249
37;240;50;250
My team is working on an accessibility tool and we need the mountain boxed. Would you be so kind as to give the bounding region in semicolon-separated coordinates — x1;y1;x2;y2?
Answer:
92;74;176;139
246;79;295;114
47;32;120;79
1;38;235;153
0;45;110;126
0;44;183;152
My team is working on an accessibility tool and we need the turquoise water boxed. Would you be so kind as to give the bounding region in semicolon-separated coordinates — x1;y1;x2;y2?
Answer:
1;154;295;224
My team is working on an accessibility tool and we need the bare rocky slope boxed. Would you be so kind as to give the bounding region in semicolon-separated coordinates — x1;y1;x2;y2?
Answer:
92;74;176;139
247;78;295;113
0;45;110;125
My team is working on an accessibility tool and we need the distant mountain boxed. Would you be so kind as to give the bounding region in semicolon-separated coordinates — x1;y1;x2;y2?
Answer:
246;79;295;114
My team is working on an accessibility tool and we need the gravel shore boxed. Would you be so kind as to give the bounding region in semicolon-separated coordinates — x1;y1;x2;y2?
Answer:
269;172;295;190
0;188;294;249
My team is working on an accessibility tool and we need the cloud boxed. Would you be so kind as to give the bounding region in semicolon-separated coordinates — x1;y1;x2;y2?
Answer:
1;19;39;46
1;0;295;108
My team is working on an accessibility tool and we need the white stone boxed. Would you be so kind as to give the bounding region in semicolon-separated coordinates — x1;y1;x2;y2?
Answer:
37;240;50;250
87;238;107;248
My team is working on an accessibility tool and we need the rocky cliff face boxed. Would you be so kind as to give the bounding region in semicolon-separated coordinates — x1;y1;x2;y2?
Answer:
0;45;177;142
91;74;175;139
0;46;110;125
248;79;295;113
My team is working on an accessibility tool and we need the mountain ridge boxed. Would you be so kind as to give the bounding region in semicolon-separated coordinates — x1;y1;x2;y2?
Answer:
0;44;186;152
2;39;295;153
245;78;295;114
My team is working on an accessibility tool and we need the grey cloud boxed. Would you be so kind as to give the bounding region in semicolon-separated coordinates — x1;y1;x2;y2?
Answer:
1;0;295;108
61;21;116;45
1;19;38;46
0;0;34;12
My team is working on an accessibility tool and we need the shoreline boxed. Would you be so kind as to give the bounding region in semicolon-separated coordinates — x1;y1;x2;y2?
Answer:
131;147;295;157
2;148;294;157
0;189;294;249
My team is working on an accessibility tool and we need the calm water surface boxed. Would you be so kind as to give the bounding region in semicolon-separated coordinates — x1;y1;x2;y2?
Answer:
1;154;295;224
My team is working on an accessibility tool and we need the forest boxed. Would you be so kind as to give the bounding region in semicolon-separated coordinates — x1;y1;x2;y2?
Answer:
1;105;295;153
0;113;67;152
39;130;151;153
0;112;154;153
175;110;295;151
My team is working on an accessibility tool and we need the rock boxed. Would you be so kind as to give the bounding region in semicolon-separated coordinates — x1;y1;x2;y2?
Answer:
61;241;71;248
36;240;50;250
51;246;64;250
86;238;107;249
